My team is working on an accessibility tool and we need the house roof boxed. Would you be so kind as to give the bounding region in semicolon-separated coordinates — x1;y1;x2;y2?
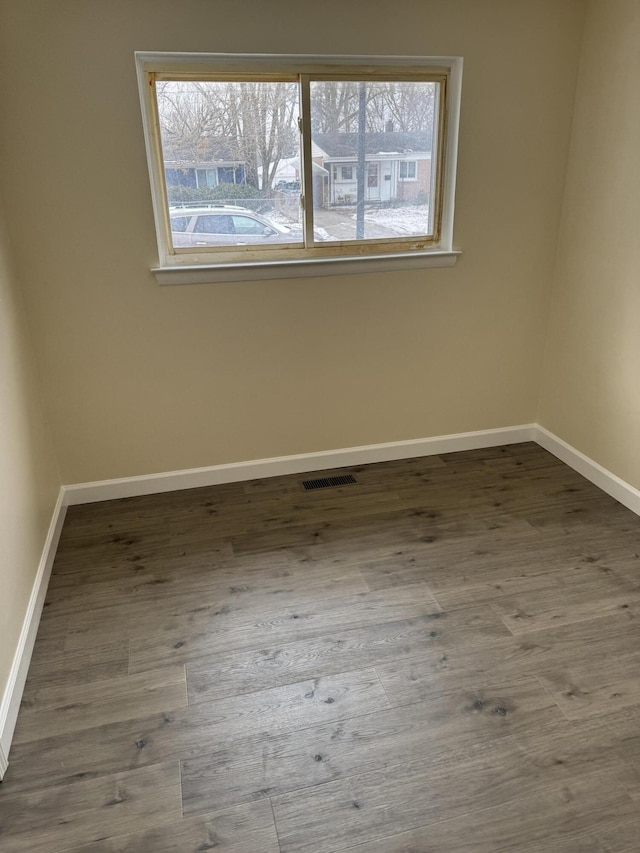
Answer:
161;136;246;164
313;131;431;159
272;155;329;179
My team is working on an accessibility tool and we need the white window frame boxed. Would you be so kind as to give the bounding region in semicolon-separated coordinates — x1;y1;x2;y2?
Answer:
399;160;417;181
135;53;463;284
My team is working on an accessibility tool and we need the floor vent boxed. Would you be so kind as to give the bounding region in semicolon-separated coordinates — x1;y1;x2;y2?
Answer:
302;474;357;491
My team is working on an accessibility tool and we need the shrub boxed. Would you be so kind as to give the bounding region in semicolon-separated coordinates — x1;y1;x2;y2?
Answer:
166;182;273;212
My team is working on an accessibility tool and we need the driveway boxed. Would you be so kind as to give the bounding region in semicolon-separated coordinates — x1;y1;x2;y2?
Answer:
313;207;398;240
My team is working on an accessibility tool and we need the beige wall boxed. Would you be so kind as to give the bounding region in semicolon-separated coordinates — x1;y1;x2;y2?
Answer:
538;0;640;490
0;207;60;711
0;0;585;484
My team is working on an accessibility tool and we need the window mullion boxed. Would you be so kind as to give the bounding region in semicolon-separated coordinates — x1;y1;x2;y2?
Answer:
299;75;315;248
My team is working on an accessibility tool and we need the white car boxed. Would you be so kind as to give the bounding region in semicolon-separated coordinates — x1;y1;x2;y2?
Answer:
170;205;294;248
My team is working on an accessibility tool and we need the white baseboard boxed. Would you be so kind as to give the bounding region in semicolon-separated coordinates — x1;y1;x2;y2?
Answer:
535;425;640;517
0;489;67;779
62;424;537;505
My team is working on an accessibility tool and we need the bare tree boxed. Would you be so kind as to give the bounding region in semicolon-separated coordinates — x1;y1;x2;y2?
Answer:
234;82;298;188
156;78;436;198
310;80;435;134
156;80;298;190
378;82;435;132
311;81;361;133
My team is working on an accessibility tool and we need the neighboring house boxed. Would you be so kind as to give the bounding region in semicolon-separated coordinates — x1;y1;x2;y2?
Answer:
270;144;330;208
163;138;247;189
165;161;246;189
163;138;328;194
162;133;430;207
312;131;431;205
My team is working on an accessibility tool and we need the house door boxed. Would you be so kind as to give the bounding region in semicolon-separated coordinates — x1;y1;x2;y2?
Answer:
380;163;392;201
366;163;380;201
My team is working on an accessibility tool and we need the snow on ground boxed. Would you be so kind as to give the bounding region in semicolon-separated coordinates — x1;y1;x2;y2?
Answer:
270;204;428;241
353;205;430;236
268;209;299;228
269;210;331;242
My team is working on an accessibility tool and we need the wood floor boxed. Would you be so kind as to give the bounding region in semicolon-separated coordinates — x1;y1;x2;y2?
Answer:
2;442;640;852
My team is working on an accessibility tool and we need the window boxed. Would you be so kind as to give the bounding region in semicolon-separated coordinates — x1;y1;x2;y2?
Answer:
399;161;417;180
193;214;234;235
196;168;218;188
169;215;190;232
232;215;275;236
136;53;462;280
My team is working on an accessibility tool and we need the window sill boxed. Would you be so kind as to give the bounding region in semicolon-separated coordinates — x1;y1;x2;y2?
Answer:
152;250;461;285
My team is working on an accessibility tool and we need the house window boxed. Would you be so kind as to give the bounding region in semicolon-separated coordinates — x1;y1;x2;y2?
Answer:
196;168;218;188
136;53;462;277
169;215;190;232
399;161;417;180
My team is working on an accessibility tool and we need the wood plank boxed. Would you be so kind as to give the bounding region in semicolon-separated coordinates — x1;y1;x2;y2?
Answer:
13;666;187;744
0;763;181;853
359;529;615;595
490;570;640;634
597;814;640;852
4;669;388;794
52;530;233;578
181;677;562;815
374;612;640;711
57;800;280;853
185;666;390;730
61;555;369;649
331;777;623;853
184;605;510;702
128;584;442;672
512;712;638;787
229;506;435;556
271;749;634;853
514;612;640;671
537;650;640;719
22;643;129;696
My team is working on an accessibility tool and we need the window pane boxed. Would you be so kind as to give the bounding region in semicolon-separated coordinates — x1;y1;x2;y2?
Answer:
193;214;234;234
156;80;303;248
232;215;272;236
399;161;417;180
169;215;191;232
310;80;438;242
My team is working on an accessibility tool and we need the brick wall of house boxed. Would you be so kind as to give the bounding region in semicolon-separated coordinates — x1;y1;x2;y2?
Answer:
394;158;431;203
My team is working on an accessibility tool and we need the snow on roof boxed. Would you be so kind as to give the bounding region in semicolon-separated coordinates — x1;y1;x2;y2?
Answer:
313;131;431;158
